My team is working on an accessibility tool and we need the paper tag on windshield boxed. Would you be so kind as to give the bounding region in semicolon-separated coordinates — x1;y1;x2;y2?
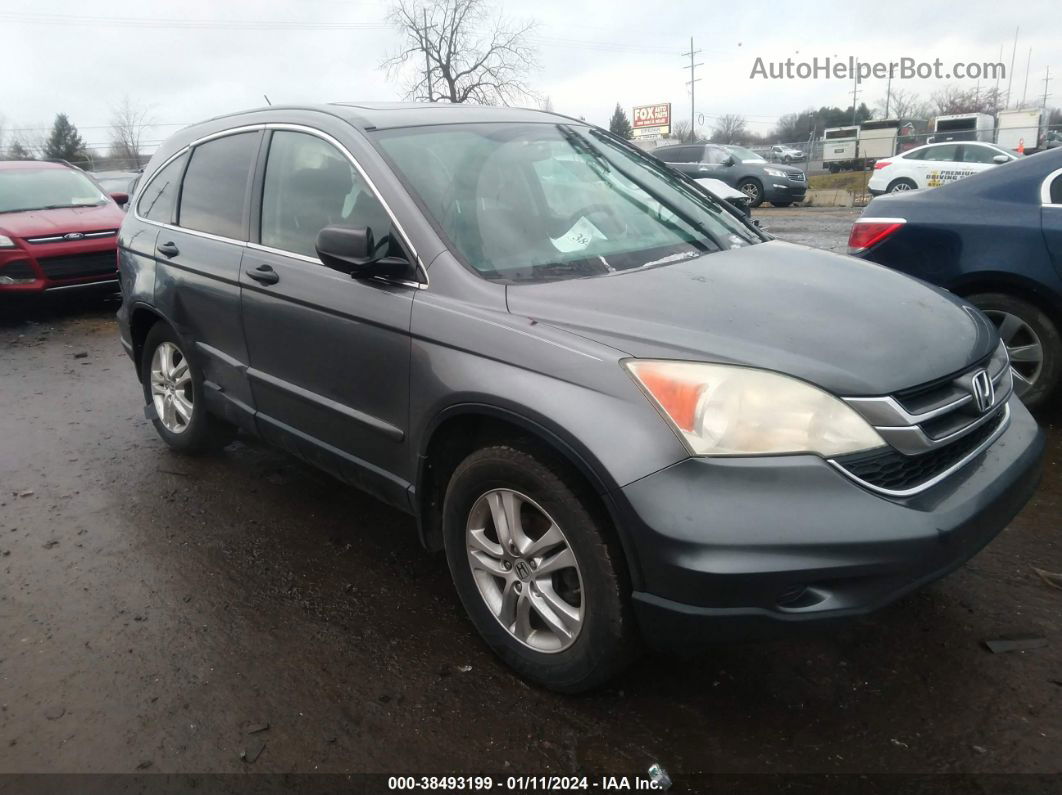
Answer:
551;216;606;254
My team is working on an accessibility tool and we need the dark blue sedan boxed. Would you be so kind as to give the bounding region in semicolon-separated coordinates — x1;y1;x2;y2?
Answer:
850;148;1062;408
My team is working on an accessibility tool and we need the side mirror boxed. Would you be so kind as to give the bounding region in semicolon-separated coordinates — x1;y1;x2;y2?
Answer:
992;154;1010;164
315;225;417;282
722;155;736;167
110;192;129;207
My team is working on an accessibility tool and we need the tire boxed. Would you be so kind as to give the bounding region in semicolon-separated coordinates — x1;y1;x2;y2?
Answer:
140;323;235;454
967;293;1062;409
887;178;918;193
783;155;792;164
771;201;793;208
442;445;638;692
737;179;764;208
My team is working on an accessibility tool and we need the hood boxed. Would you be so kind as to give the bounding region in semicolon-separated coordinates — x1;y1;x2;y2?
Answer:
0;203;124;239
506;240;997;397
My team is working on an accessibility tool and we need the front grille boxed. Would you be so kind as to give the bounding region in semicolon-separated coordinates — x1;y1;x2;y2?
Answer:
789;171;806;182
0;260;36;280
26;229;118;244
37;251;117;280
833;408;1007;494
832;345;1013;496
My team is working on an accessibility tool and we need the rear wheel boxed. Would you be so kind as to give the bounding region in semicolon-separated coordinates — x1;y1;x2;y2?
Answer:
442;445;638;692
140;323;235;453
968;292;1061;409
887;178;917;193
737;179;764;207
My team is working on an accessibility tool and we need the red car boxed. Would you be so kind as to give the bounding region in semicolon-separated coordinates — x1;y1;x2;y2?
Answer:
0;160;129;295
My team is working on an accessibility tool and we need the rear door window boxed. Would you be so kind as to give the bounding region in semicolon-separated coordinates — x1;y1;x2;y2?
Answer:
137;153;186;223
923;144;960;162
178;132;260;240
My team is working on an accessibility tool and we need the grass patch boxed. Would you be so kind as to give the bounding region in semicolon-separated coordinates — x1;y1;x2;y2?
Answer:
808;172;872;192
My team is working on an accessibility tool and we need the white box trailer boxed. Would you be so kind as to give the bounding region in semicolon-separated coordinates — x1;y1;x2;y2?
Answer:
930;113;994;143
822;126;860;172
996;109;1044;153
858;119;903;161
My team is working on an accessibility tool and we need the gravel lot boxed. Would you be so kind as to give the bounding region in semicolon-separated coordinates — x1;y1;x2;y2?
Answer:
1;213;1060;789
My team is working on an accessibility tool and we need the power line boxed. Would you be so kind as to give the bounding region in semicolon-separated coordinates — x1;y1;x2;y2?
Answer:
0;11;389;30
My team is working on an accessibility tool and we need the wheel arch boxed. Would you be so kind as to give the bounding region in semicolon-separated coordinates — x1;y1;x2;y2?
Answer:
414;404;644;590
949;271;1062;320
128;303;175;379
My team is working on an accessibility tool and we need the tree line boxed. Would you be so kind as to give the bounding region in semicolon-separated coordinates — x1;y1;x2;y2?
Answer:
0;97;153;170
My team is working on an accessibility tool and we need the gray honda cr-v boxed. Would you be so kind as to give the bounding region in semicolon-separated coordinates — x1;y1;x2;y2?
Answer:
117;103;1044;692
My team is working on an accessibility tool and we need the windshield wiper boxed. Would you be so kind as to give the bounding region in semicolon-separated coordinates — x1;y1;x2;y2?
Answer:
41;202;104;209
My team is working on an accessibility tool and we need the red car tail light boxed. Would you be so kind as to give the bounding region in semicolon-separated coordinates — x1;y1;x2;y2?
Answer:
848;218;906;253
873;160;893;170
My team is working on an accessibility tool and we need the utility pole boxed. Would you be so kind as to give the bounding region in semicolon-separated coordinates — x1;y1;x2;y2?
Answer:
1043;66;1053;109
851;59;861;125
884;70;892;118
1005;27;1019;109
423;8;434;102
1020;47;1032;108
680;38;702;142
994;44;1003;113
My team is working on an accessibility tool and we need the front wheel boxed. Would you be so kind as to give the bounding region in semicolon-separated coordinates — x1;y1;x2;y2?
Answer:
771;201;793;208
140;323;235;454
442;445;638;692
887;178;917;193
737;179;764;207
968;293;1061;409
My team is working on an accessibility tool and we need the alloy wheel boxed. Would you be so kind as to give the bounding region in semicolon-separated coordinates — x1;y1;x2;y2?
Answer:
889;181;913;192
150;341;193;434
982;310;1044;397
739;182;761;202
465;488;584;653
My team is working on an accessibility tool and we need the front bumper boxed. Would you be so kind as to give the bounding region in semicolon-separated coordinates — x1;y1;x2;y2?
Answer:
618;396;1043;649
0;239;119;294
762;181;807;203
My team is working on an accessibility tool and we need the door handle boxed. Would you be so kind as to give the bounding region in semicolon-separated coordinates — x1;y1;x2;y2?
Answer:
248;264;279;285
158;241;179;258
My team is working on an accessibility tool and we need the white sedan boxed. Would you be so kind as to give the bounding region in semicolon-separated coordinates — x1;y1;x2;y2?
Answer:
868;141;1020;195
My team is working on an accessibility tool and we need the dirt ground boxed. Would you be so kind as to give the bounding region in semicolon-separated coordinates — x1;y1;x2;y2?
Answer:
1;214;1060;788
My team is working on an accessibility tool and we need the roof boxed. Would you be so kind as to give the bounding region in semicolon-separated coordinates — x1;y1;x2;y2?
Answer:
0;160;70;171
186;101;584;134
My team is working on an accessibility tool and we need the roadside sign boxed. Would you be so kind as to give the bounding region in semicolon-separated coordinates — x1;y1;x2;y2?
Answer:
633;103;671;138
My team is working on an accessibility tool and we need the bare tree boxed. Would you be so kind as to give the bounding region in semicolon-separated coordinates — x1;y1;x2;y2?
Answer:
874;88;933;120
931;85;1004;116
110;96;154;169
539;95;554;113
669;120;691;142
711;114;747;144
382;0;537;105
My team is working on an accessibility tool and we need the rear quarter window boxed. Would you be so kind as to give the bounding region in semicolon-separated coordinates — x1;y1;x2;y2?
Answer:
137;154;186;223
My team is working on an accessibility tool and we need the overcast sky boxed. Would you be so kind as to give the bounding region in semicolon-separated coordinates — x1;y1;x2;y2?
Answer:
1;0;1059;155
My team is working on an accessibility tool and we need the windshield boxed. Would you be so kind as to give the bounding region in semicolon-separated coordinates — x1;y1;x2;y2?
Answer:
725;145;767;163
0;168;107;214
374;123;763;282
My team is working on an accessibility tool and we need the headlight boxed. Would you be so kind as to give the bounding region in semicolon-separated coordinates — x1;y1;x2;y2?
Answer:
626;360;886;457
0;234;17;248
764;168;788;178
